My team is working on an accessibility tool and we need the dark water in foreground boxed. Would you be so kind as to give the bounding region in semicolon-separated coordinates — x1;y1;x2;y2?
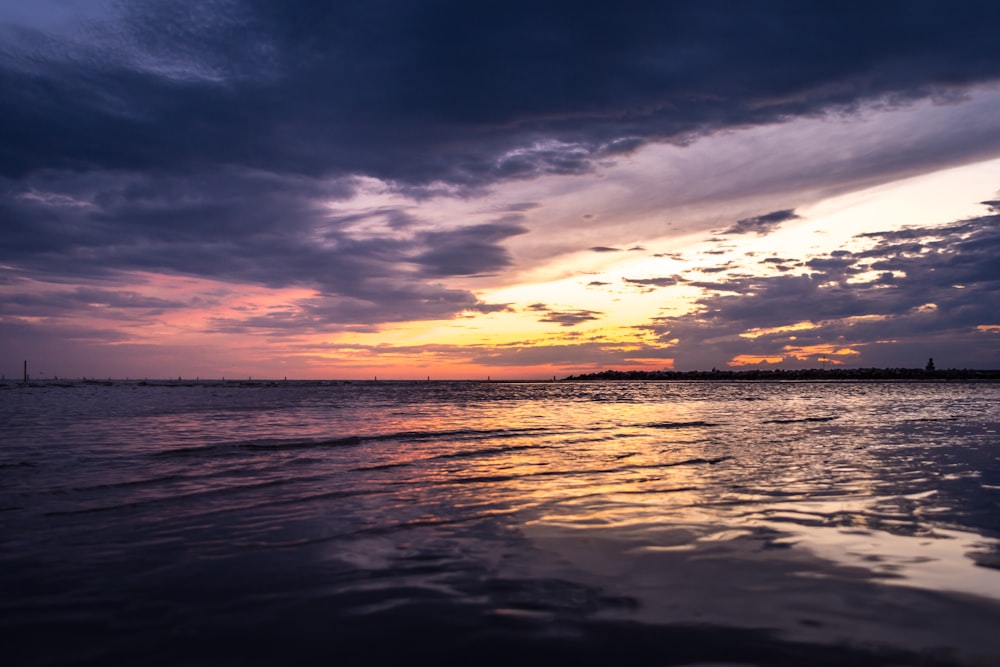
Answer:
2;380;1000;666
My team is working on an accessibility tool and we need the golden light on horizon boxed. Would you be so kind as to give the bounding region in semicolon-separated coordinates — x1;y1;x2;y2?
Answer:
729;355;786;366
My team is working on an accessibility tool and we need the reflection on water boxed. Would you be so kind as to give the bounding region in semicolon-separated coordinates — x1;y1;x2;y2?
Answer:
1;380;1000;665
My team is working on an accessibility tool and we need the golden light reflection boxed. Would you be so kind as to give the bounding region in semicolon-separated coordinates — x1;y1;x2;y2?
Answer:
359;392;724;532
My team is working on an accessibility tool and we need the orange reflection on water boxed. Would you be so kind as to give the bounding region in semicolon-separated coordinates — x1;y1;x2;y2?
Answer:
362;388;724;533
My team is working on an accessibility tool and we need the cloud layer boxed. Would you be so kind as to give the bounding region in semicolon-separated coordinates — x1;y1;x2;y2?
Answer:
2;2;1000;375
652;206;1000;369
5;1;1000;185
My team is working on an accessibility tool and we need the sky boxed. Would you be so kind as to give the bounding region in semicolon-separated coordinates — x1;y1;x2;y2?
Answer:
2;1;1000;380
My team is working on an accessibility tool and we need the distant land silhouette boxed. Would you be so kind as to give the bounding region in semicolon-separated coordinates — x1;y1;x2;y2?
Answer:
563;367;1000;381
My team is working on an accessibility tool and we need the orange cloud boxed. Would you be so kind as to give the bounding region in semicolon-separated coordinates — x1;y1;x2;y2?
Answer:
781;344;861;363
728;355;786;366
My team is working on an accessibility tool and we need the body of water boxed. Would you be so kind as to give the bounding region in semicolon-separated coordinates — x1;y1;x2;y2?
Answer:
2;380;999;666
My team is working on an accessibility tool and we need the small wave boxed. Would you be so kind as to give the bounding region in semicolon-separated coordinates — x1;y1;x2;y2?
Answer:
155;426;552;458
276;485;406;506
352;462;411;472
64;473;186;494
351;515;471;536
646;421;719;429
429;444;543;462
438;456;735;486
543;485;701;505
42;476;296;517
155;435;369;457
246;435;364;450
762;416;839;424
365;426;551;444
0;461;39;470
668;455;733;466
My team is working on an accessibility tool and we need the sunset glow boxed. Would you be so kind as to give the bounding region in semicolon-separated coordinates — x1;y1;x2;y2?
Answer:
2;3;1000;378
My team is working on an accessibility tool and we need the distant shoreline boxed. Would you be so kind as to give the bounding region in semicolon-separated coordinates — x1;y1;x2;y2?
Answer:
3;367;1000;386
563;367;1000;381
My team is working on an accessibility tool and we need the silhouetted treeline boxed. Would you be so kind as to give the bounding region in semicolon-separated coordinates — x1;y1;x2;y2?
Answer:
562;367;1000;381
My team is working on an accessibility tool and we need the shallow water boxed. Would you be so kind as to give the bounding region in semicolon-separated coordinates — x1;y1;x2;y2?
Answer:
2;380;999;666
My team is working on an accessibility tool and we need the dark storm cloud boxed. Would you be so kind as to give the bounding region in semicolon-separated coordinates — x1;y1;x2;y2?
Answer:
0;318;133;345
652;209;1000;369
5;1;1000;186
722;209;801;236
412;221;528;277
4;1;1000;333
589;246;622;253
0;287;186;319
0;170;526;326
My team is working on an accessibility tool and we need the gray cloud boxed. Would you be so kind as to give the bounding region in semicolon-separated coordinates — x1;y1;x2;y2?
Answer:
4;1;1000;346
652;208;1000;369
623;276;679;289
0;169;527;327
0;318;134;347
532;307;604;327
412;221;528;277
0;286;187;321
722;209;801;236
5;2;1000;187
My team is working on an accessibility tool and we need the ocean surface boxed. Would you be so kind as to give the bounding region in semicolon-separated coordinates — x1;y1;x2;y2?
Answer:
2;379;1000;666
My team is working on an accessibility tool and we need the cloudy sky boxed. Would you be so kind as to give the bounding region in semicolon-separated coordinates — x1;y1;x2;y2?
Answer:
2;1;1000;379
